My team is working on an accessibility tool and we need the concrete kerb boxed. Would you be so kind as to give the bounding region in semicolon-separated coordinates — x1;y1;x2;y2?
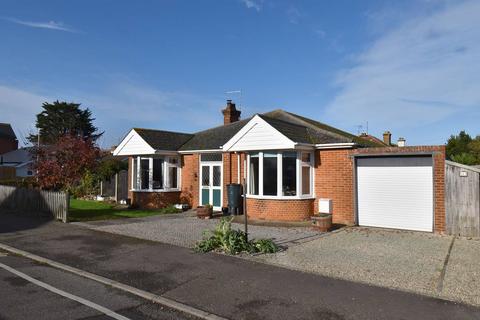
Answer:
0;243;228;320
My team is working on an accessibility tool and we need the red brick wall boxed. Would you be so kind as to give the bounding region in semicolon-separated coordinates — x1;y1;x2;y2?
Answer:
352;145;446;233
314;146;446;232
246;198;314;221
0;138;18;154
131;191;180;209
181;154;199;208
314;149;355;225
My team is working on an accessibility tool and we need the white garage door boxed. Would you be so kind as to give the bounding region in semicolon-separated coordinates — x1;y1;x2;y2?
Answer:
357;156;433;232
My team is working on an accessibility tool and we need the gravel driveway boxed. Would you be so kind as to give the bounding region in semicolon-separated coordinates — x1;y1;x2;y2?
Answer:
251;227;480;307
76;215;480;307
74;212;322;249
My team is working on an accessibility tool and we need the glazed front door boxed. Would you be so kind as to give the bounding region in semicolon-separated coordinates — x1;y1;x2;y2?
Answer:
200;164;222;210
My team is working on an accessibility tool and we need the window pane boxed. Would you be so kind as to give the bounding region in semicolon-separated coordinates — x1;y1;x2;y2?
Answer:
301;152;311;163
168;166;178;189
212;166;221;187
200;153;222;162
152;159;164;189
140;159;150;190
132;158;138;189
168;157;178;164
249;155;259;195
263;153;277;195
202;166;210;186
282;152;297;196
302;166;310;195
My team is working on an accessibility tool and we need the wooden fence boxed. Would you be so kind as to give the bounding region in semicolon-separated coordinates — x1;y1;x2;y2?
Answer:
100;170;128;202
0;167;16;180
0;185;69;222
445;161;480;237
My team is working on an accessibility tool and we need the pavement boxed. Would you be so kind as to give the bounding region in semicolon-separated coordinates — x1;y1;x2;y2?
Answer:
1;212;480;320
0;251;197;320
73;211;323;249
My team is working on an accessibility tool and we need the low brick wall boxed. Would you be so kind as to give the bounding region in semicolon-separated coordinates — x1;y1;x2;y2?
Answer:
246;197;314;221
131;191;181;209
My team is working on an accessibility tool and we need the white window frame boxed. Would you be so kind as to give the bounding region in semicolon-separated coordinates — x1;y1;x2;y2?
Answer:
246;150;314;200
131;155;181;192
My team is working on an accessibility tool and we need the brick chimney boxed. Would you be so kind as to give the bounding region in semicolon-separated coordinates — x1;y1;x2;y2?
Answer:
222;100;241;125
383;131;392;146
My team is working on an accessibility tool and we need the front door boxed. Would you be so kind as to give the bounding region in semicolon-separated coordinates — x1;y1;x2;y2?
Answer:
200;164;222;210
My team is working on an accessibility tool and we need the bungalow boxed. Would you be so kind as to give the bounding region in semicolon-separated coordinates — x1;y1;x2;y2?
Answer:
113;101;446;233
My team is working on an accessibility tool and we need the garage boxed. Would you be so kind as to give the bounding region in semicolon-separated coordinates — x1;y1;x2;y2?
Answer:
356;156;434;232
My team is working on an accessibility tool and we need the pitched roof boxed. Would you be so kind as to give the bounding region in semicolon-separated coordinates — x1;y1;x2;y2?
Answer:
259;114;347;145
178;119;250;151
0;147;32;164
263;110;385;147
134;128;193;151
0;123;16;140
128;109;385;152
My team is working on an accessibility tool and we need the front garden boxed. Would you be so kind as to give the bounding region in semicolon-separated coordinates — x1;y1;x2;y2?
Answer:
69;198;181;222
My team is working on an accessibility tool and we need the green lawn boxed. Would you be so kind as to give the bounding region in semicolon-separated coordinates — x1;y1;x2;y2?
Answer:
69;198;181;222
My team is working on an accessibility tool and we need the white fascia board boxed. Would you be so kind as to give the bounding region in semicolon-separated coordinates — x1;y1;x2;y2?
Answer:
154;150;180;156
315;143;356;149
222;114;295;152
178;149;222;154
15;161;33;168
113;129;156;156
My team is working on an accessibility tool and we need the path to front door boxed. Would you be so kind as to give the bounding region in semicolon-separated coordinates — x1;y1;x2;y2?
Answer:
200;163;222;210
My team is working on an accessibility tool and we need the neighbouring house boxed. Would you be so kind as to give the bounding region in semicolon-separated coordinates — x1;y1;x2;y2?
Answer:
114;100;446;233
0;123;18;155
0;147;34;177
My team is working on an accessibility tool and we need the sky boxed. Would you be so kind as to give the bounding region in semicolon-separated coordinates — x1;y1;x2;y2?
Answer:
1;0;479;148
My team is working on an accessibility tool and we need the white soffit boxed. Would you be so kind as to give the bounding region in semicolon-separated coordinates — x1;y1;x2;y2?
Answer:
112;129;156;156
222;115;295;152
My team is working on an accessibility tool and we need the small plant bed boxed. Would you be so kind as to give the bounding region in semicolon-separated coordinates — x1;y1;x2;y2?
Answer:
69;199;182;222
195;217;280;255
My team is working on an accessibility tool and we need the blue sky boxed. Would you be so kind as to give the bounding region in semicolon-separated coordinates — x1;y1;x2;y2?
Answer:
1;0;479;148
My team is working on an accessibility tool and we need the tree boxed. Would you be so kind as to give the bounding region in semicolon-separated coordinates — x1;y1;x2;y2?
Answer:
446;131;480;165
28;101;103;144
34;135;100;191
95;156;128;181
446;130;472;160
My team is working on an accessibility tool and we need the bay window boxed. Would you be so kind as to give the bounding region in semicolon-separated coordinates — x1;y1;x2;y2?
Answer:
263;153;278;195
249;153;259;195
131;156;180;191
282;152;297;196
301;152;311;195
247;151;313;198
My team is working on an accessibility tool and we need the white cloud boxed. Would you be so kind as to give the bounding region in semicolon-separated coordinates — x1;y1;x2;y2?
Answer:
0;85;48;145
240;0;262;12
0;81;225;148
286;6;302;24
324;0;480;136
4;17;78;33
314;28;327;39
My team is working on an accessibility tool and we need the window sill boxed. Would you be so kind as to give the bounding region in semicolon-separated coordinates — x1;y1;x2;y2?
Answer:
246;194;315;200
131;189;181;193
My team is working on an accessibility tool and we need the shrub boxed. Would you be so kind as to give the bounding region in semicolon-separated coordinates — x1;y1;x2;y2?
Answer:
195;217;279;255
158;205;182;214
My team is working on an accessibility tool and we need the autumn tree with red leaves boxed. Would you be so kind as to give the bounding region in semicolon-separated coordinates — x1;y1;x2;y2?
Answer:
34;135;100;191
